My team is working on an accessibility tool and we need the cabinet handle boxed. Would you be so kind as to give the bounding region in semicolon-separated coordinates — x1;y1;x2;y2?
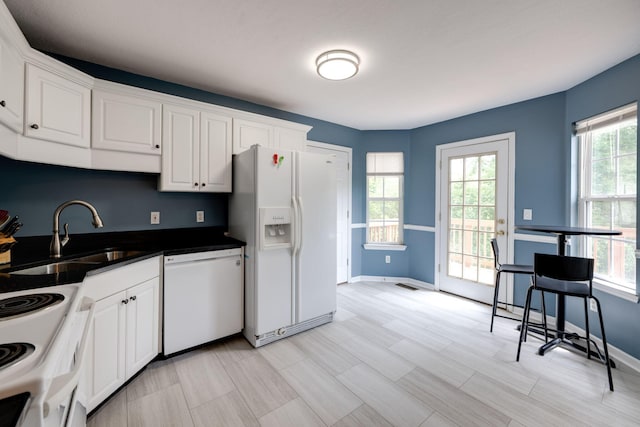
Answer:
201;183;206;187
30;124;39;130
154;144;160;149
194;182;199;187
121;299;128;305
130;295;137;301
0;100;5;107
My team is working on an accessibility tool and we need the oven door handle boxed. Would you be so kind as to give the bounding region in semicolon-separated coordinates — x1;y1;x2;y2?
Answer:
43;298;95;417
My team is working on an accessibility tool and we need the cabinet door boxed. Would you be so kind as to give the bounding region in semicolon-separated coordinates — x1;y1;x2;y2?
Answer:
200;111;232;192
275;127;306;152
92;89;162;155
86;291;127;412
24;63;91;147
0;42;23;132
233;118;272;154
125;277;159;377
160;104;200;191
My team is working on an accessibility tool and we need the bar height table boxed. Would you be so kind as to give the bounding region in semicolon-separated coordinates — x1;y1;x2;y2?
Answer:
515;225;621;359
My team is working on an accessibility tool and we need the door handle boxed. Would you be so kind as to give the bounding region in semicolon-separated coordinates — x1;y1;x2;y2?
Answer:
496;230;505;236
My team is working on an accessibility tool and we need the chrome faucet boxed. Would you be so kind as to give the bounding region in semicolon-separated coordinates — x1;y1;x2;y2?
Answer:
50;200;104;258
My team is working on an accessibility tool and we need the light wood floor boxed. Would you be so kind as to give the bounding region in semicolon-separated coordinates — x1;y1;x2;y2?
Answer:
87;281;640;427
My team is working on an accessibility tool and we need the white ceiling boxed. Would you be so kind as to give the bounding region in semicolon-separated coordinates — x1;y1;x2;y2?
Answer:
4;0;640;130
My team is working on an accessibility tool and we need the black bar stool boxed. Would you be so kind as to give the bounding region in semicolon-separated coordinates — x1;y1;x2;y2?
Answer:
517;253;613;391
490;238;537;332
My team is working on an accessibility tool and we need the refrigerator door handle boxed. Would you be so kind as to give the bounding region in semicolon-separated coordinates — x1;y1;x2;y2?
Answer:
296;196;304;252
292;196;300;254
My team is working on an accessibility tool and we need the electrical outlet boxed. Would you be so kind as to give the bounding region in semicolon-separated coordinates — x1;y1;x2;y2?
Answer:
196;210;205;223
385;255;391;264
589;298;598;312
150;211;160;225
523;209;533;220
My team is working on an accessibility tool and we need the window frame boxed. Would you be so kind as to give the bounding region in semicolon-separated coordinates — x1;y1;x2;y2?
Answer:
365;152;405;246
576;103;638;298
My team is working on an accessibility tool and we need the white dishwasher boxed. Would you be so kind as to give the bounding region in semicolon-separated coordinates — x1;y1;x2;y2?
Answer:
163;248;243;355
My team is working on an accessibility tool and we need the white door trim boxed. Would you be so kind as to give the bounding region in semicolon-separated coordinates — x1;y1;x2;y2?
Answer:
307;140;353;283
434;132;516;301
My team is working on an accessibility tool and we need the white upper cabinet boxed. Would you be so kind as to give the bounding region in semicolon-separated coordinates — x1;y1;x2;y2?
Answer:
275;126;308;151
233;115;310;154
0;41;23;132
160;103;232;192
91;83;163;173
160;104;199;192
200;111;233;192
233;118;273;153
24;63;91;148
92;88;162;155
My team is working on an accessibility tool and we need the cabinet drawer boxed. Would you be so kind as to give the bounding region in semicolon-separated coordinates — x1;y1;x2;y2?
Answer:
83;256;161;301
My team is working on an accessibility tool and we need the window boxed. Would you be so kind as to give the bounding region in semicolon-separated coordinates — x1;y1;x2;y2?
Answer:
576;103;637;294
366;152;404;244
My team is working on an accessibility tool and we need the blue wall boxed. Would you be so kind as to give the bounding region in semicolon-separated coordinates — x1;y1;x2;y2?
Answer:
354;130;412;278
404;93;567;283
0;155;228;235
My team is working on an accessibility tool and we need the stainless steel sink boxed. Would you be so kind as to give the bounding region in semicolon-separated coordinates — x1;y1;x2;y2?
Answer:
71;250;146;263
11;261;101;275
10;249;146;275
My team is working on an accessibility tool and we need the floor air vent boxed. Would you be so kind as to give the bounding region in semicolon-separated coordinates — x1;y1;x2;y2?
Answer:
395;283;418;291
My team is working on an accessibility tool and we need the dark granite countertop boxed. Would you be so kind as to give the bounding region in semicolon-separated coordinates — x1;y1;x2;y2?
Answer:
0;227;245;294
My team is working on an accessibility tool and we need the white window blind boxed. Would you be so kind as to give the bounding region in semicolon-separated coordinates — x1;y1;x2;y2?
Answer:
574;103;637;136
366;152;404;174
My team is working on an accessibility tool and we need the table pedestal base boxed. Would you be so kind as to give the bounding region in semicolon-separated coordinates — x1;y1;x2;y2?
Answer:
536;333;616;369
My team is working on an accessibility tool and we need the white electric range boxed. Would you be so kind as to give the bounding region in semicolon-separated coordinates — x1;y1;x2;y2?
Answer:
0;283;94;427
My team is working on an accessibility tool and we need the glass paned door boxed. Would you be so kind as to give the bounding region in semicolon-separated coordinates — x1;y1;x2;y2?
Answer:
447;153;496;286
438;136;511;304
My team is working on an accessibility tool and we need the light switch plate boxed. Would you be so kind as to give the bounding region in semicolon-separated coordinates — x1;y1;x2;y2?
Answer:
196;210;205;223
523;209;532;221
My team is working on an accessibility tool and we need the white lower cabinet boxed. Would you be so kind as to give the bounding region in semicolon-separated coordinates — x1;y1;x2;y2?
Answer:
83;258;160;412
125;278;160;377
86;290;126;410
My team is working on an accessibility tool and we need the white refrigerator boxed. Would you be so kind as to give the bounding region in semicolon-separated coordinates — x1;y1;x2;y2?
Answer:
229;145;337;347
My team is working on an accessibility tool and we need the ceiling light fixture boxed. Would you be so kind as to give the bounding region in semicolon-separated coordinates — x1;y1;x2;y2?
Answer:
316;50;360;81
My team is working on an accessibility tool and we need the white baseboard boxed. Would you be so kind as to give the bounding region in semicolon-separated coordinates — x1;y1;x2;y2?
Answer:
350;275;434;290
564;320;640;374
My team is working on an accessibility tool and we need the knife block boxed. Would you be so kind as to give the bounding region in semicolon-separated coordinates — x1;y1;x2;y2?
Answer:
0;235;16;264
